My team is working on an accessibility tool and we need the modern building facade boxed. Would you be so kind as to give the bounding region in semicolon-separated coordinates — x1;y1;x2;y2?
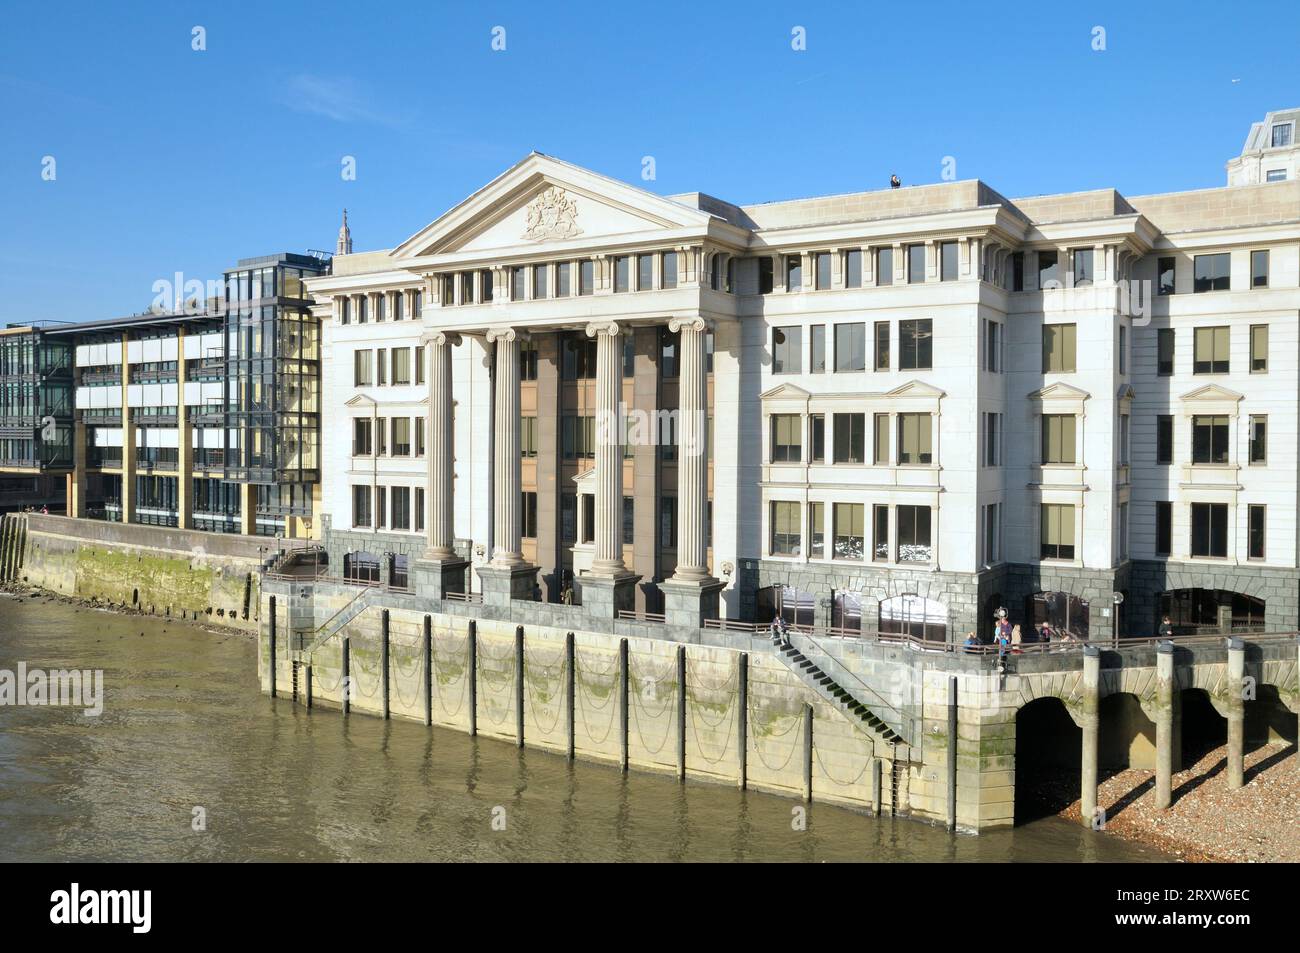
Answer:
42;252;327;536
307;116;1300;640
0;322;74;511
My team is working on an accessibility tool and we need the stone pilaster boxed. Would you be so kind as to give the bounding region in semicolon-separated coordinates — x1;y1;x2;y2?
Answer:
1154;641;1175;809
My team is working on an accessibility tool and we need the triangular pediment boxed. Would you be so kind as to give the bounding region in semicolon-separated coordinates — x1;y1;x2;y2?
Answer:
885;380;946;399
1179;383;1243;402
392;153;714;259
1027;381;1091;401
758;382;813;401
1117;384;1135;400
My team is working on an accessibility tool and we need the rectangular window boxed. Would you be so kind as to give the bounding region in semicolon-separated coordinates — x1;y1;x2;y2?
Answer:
1156;501;1172;556
415;488;424;532
531;264;548;299
415;347;426;385
872;504;889;562
982;502;1000;565
660;496;677;548
455;273;472;307
984;320;1002;373
520;491;537;539
873;413;890;465
376;418;387;456
844;249;862;288
579;260;595;296
876;247;893;286
376;348;387;386
480;270;493;303
520;341;539;381
1011;251;1024;291
1248;505;1266;560
772;326;801;374
1272;123;1293;147
1193;326;1230;374
810;414;825;463
1266;169;1287;182
757;256;773;294
769;501;802;556
808;502;824;559
622;497;634;546
1042;324;1077;373
353;417;372;456
581;496;595;544
391;417;411;456
786;255;802;291
1117;501;1129;560
874;321;890;370
1157;415;1173;464
1118;325;1127;375
510;266;526;301
1191;415;1229;464
1118;413;1130;465
1190;502;1228;558
899;319;932;370
1041;414;1077;465
1038;250;1060;288
352;485;371;528
897;413;932;465
614;256;630;293
391;486;411;531
341;297;351;324
770;414;801;462
834;322;866;373
415;417;425;457
1157;256;1176;296
907;244;926;283
833;413;866;464
809;325;826;374
1193;253;1230;292
560;493;576;542
521;416;538;457
1251;250;1269;289
832;503;864;560
391;348;411;386
1249;415;1267;464
661;252;678;289
1072;248;1094;286
553;261;571;297
896;505;932;562
1250;324;1268;372
983;412;1000;467
939;241;958;281
814;252;831;290
637;254;654;291
1157;328;1175;376
354;349;373;386
1040;503;1075;560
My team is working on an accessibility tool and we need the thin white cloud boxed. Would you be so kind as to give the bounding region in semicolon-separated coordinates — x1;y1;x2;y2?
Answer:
279;74;413;128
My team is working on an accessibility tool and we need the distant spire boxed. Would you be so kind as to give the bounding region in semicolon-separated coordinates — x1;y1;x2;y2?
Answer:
336;209;352;256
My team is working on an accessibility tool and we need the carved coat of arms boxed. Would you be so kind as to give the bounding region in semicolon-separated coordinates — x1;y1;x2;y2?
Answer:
522;187;583;241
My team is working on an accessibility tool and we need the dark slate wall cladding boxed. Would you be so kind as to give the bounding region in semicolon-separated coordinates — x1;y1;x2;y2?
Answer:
327;529;427;584
999;563;1127;639
1128;560;1300;634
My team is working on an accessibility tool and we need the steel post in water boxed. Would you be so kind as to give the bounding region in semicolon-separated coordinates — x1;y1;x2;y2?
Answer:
342;637;351;716
565;631;575;761
305;663;313;710
1080;646;1101;828
468;621;478;737
803;703;814;802
268;596;277;699
618;637;629;773
381;610;391;721
423;615;432;727
737;653;748;790
515;625;525;748
871;759;883;816
1226;638;1245;790
947;675;957;831
676;645;687;781
1155;641;1175;808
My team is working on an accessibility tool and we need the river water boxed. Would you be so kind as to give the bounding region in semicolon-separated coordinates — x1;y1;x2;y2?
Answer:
0;594;1168;862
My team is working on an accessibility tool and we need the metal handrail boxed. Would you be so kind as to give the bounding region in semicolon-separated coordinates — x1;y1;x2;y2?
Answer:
789;629;913;742
618;610;666;623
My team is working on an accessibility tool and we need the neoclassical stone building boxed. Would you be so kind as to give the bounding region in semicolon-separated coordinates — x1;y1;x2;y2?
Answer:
307;117;1300;641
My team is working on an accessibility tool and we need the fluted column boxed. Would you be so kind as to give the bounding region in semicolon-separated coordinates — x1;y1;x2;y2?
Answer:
423;332;459;560
587;321;627;576
669;316;712;582
487;327;524;567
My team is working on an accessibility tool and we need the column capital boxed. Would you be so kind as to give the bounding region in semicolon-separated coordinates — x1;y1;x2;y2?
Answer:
485;326;528;344
420;330;463;347
668;316;711;334
585;320;621;339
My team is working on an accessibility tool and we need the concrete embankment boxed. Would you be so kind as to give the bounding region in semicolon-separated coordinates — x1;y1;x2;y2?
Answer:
0;513;276;633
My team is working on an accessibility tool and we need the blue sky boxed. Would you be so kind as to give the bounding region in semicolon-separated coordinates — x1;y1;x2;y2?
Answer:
1;0;1296;324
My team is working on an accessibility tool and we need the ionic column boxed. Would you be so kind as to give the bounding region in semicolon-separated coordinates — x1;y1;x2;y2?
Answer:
423;332;459;560
587;321;627;576
669;316;712;583
486;327;524;567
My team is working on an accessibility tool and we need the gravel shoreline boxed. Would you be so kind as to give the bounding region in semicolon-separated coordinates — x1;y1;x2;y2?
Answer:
1056;743;1299;862
0;584;252;639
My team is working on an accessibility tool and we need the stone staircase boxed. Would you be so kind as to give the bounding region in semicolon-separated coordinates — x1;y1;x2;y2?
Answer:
772;631;909;747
